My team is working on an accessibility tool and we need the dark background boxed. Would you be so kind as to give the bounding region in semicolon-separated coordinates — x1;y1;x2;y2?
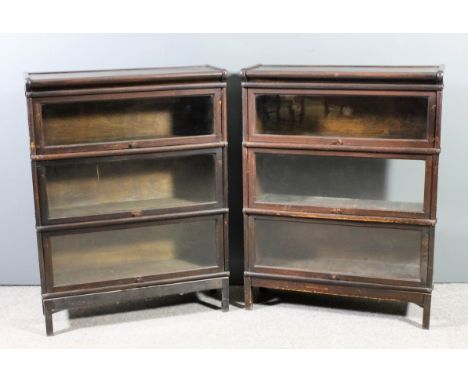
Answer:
227;75;244;285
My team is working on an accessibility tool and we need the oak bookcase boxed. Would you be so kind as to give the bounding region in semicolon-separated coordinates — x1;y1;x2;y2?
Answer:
26;66;229;335
241;65;443;329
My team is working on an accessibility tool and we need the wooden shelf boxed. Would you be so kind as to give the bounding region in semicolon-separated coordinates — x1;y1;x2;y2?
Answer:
257;193;423;213
49;196;213;219
54;258;215;288
257;257;420;283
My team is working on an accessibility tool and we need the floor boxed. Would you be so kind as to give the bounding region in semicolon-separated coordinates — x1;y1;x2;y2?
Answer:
0;284;467;348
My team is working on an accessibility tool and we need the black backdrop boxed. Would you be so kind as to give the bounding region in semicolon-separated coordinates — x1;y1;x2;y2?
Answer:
226;74;244;285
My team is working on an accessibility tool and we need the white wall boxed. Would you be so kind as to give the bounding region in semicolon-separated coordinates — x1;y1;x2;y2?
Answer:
0;33;467;284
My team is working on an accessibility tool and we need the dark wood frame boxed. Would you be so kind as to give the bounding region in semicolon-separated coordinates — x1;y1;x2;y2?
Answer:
31;88;224;156
247;88;437;149
42;212;226;294
36;147;225;225
245;214;432;288
26;66;229;335
247;147;433;220
241;65;443;329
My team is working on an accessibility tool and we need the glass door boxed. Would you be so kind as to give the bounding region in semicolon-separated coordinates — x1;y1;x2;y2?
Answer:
250;149;431;218
248;89;436;148
34;88;223;154
38;148;223;224
250;215;430;286
43;215;224;292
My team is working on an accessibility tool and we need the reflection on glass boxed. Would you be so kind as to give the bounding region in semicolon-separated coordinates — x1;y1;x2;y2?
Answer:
42;95;214;146
49;218;219;287
254;218;423;281
44;154;216;220
255;94;428;139
255;153;425;213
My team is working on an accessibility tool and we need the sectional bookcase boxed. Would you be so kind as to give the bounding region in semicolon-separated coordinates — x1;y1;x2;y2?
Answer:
26;66;229;335
241;65;443;329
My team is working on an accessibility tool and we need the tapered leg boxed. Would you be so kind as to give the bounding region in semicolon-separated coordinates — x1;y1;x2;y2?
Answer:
221;278;229;312
244;276;253;310
44;305;53;336
422;295;432;329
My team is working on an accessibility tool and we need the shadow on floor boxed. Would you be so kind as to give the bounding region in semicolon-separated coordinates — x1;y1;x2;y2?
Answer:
54;289;226;334
254;288;410;316
68;291;220;319
249;287;426;328
55;286;419;335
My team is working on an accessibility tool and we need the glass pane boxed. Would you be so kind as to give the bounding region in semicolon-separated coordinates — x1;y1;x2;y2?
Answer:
49;218;219;287
254;218;424;282
42;95;214;146
44;153;216;220
255;94;428;139
255;153;425;213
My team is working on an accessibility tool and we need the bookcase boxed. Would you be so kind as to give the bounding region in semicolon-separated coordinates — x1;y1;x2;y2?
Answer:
26;66;229;335
241;65;443;328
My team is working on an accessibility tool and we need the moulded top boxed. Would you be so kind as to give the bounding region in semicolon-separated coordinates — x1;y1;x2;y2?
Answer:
241;64;444;84
25;65;227;91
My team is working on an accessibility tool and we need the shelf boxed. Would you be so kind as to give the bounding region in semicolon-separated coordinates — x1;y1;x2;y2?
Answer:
257;193;423;213
49;196;213;220
258;257;420;282
42;152;218;221
253;151;427;216
47;217;220;288
53;258;214;287
41;95;214;146
252;216;426;283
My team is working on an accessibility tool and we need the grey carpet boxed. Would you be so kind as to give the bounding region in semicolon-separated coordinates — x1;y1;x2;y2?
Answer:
0;284;467;348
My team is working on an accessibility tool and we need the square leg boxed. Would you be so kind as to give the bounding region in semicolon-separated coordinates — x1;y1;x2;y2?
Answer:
422;294;432;329
221;278;229;312
44;304;53;336
244;276;253;310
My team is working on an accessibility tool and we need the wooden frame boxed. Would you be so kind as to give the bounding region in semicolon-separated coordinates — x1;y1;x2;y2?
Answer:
246;88;437;149
41;213;226;294
26;66;229;335
247;147;433;220
245;214;432;289
36;147;225;225
242;65;443;329
31;88;224;155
